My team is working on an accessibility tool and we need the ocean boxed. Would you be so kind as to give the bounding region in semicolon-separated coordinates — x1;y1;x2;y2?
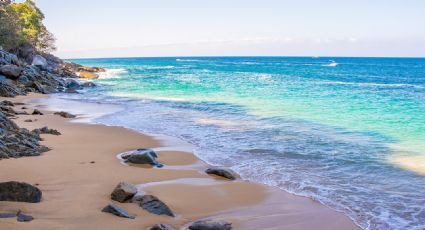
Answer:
62;56;425;229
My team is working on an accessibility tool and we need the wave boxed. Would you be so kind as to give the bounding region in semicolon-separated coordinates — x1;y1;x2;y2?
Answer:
98;68;128;79
317;80;425;89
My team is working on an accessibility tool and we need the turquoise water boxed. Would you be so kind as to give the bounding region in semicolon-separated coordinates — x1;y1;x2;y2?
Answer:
67;57;425;229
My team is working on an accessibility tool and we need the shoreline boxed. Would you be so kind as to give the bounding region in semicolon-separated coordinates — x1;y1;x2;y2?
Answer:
0;93;359;229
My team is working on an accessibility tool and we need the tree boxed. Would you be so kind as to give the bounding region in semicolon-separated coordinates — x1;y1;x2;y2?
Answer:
0;0;55;52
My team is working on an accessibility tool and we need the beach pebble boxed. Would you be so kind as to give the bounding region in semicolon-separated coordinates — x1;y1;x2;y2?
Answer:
150;223;176;230
0;181;42;203
101;203;135;219
188;219;232;230
205;167;238;180
111;182;137;203
138;195;174;217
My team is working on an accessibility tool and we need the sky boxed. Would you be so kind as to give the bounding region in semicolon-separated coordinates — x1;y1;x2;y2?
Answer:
31;0;425;58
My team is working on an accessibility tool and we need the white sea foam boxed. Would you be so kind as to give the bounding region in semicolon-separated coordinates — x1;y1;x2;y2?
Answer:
317;80;425;89
98;68;128;79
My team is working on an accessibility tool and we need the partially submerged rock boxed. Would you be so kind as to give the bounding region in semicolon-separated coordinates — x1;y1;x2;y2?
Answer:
54;111;76;118
188;219;232;230
102;203;135;219
111;182;137;203
122;148;162;167
205;167;238;180
150;223;176;230
78;71;98;79
0;182;42;203
138;195;174;217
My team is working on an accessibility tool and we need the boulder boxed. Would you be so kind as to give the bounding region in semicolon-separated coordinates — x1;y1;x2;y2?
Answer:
150;223;176;230
32;126;61;136
32;109;43;115
65;79;81;90
138;195;174;217
17;210;34;222
78;71;98;79
0;65;23;80
0;182;42;203
54;111;76;118
188;219;232;230
111;182;137;203
0;50;18;65
0;80;22;97
101;203;135;219
31;55;48;68
122;149;162;167
205;167;238;180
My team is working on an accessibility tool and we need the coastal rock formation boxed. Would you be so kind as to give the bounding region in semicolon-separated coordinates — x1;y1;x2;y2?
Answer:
0;109;49;159
138;195;174;217
188;219;232;230
101;203;135;219
0;80;23;97
205;167;238;180
0;64;23;79
54;111;76;118
122;148;162;167
150;223;176;230
31;55;47;69
32;126;61;136
0;181;42;203
111;182;137;203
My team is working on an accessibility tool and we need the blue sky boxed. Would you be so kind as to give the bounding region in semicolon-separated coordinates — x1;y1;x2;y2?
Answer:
32;0;425;58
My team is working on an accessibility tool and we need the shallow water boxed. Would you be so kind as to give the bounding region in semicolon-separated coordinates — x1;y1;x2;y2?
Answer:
64;56;425;229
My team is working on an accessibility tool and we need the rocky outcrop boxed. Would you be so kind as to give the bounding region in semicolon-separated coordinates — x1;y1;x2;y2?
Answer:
31;55;47;69
138;195;174;217
62;62;105;79
111;182;137;203
188;219;232;230
150;223;176;230
121;148;162;167
0;80;23;97
0;181;42;203
205;167;238;180
0;64;23;79
0;108;49;159
102;203;135;219
54;111;76;118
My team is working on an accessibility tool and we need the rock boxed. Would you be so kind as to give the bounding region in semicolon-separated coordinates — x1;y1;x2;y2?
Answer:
138;195;174;217
111;182;137;203
32;126;61;136
54;111;76;118
101;203;135;219
65;79;81;90
78;71;98;79
188;219;232;230
0;100;14;107
0;212;17;218
150;223;176;230
131;191;147;203
122;149;162;167
82;81;96;87
0;65;23;80
32;109;43;115
17;210;34;222
0;50;18;65
31;55;48;69
24;119;33;122
0;80;23;97
205;167;238;180
0;182;42;203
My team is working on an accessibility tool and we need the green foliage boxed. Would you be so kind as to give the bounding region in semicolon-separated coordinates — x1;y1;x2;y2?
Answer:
0;0;55;52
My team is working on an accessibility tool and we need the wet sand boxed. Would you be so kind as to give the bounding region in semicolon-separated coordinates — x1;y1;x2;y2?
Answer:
0;94;359;230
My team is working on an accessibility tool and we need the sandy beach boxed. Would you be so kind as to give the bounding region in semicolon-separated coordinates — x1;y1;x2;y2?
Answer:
0;93;359;230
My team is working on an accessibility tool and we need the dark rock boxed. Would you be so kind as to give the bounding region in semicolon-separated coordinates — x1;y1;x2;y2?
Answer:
82;81;96;87
0;212;17;218
0;80;23;97
122;149;162;167
111;182;137;203
205;167;238;180
0;65;23;80
0;100;14;107
138;195;174;217
65;79;82;90
32;109;43;115
0;181;42;203
54;111;76;118
32;126;61;136
17;210;34;222
150;223;176;230
188;219;232;230
0;50;19;65
31;55;48;69
101;203;135;219
24;119;33;122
